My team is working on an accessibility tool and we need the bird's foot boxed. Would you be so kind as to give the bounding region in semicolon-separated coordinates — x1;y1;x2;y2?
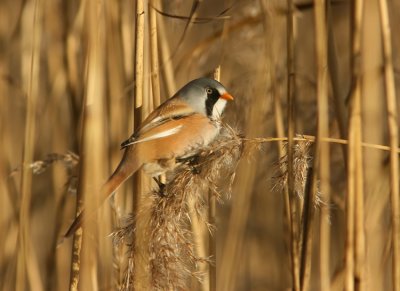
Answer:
153;177;166;196
177;155;201;174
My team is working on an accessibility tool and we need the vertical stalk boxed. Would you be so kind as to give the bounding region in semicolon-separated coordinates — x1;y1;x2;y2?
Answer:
286;0;300;290
299;163;318;291
157;0;176;97
258;1;296;288
353;0;365;289
149;1;161;107
300;1;331;290
314;1;331;291
16;0;44;290
378;0;400;290
134;0;145;111
327;1;348;162
132;0;146;288
347;1;365;290
68;219;83;291
68;0;106;289
132;0;145;214
208;66;220;291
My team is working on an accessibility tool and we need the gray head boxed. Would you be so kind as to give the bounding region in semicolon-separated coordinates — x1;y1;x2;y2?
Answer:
176;78;234;119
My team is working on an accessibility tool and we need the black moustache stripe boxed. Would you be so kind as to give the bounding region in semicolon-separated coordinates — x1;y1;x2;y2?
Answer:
205;90;221;117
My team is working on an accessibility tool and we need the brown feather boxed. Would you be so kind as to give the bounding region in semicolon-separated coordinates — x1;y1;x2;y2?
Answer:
65;114;219;237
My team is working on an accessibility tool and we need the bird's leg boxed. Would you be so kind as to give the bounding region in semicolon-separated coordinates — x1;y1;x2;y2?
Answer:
177;155;201;174
153;176;166;196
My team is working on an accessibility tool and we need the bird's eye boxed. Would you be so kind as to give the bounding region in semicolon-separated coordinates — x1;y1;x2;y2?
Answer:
206;87;213;95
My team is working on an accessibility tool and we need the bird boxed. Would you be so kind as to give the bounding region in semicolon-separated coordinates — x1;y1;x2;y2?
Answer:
64;77;234;237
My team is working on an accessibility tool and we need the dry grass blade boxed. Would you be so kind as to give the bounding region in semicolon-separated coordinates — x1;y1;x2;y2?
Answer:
151;5;231;22
168;0;201;61
378;0;400;289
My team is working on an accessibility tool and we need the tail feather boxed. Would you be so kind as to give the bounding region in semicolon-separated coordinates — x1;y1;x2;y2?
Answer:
64;149;140;237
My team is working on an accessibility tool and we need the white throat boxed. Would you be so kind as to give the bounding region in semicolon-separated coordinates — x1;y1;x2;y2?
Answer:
212;98;227;119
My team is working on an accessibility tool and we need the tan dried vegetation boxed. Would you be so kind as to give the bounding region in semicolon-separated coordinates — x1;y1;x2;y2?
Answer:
1;0;400;290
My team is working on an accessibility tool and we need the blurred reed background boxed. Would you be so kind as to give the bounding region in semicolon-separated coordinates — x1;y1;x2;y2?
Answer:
1;0;400;290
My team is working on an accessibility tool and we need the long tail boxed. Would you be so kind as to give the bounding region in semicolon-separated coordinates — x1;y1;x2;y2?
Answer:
64;149;140;237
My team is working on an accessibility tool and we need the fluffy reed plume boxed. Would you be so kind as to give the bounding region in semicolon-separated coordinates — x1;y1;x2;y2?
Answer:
113;215;136;291
272;139;322;206
113;123;246;290
273;140;311;197
10;152;79;176
10;152;79;197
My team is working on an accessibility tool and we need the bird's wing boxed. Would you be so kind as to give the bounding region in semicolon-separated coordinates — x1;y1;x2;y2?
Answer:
120;98;195;149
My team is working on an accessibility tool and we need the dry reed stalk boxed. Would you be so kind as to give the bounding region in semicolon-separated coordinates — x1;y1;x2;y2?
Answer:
42;0;76;284
346;1;365;290
16;1;44;290
156;1;176;97
104;1;128;288
299;158;318;291
120;0;134;86
132;0;145;158
353;4;366;291
207;67;221;291
65;21;85;281
68;226;82;291
360;14;386;291
271;138;318;291
217;81;267;291
134;0;145;110
65;0;85;122
247;136;400;154
286;0;300;290
327;1;348;162
149;1;161;107
258;3;298;288
132;1;148;287
68;0;107;289
119;0;136;223
105;0;127;145
104;5;127;285
300;0;331;289
378;0;400;289
188;198;209;291
314;1;331;290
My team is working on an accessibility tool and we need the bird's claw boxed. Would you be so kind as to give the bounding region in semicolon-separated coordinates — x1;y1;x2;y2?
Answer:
153;177;166;196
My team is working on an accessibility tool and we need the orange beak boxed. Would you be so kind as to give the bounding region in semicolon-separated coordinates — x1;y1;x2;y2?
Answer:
220;92;234;101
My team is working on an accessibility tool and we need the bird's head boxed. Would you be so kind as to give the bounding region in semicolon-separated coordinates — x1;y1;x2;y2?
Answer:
177;77;234;119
